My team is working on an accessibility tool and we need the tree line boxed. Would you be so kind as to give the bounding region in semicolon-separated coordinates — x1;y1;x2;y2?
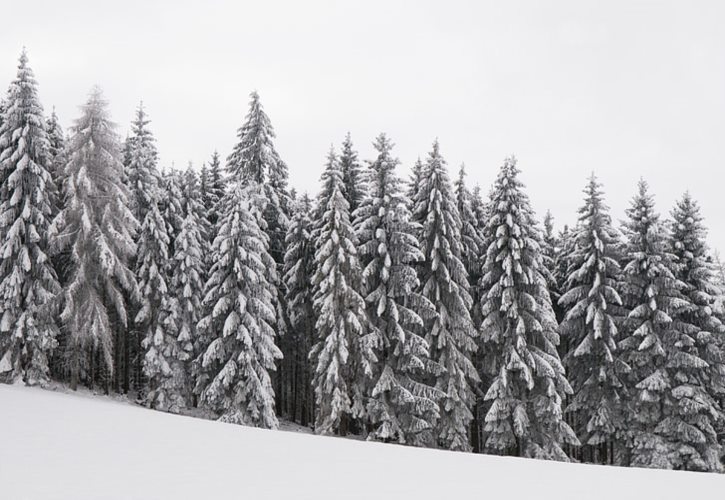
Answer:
1;50;724;472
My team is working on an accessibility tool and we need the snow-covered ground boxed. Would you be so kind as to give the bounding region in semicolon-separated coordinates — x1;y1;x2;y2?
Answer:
0;384;722;499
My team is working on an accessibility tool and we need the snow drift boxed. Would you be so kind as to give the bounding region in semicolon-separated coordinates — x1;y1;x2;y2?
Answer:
0;384;722;499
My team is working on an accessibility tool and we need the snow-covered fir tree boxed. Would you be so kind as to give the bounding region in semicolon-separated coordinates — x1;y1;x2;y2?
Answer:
159;168;185;259
205;150;225;229
541;210;563;317
282;192;317;425
617;180;697;469
0;50;60;386
311;148;374;436
660;192;724;471
413;140;479;451
136;196;186;411
45;106;65;216
339;132;366;216
479;157;578;460
49;87;138;390
558;175;624;463
356;134;440;445
196;183;281;427
126;103;160;223
455;164;483;290
406;157;424;213
226;91;291;408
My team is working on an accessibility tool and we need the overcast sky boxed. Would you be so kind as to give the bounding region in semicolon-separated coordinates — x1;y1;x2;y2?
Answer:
4;0;725;250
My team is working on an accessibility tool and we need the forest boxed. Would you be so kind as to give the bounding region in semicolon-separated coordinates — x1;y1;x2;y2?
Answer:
1;49;724;473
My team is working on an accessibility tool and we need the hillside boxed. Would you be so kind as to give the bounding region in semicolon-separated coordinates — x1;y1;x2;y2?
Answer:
0;384;722;499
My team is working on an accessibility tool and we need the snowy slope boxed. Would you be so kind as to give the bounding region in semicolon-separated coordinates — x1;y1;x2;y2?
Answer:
0;384;722;500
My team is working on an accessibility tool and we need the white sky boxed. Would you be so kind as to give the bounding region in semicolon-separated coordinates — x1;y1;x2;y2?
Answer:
4;0;725;250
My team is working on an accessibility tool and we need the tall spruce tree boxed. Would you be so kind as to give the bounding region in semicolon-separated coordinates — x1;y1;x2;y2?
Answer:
617;180;692;469
0;50;60;385
661;192;724;471
413;140;479;451
205;150;225;228
49;87;138;390
196;183;281;428
46;107;65;217
479;157;577;460
311;149;374;435
339;132;366;216
559;175;624;463
126;103;160;222
282;193;317;426
356;134;440;445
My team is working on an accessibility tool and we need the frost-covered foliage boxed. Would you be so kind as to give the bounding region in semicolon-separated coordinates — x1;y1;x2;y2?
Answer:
339;132;366;216
660;192;724;471
137;199;187;411
45;107;65;217
159;169;185;259
559;175;625;454
454;164;483;287
282;193;317;425
413;140;479;451
479;157;577;460
50;87;138;389
356;134;440;446
617;181;717;470
311;149;374;435
196;183;281;428
126;103;160;222
204;150;225;229
0;50;60;386
406;157;424;213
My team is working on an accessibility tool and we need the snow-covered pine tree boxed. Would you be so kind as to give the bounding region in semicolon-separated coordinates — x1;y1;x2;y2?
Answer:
226;91;292;412
159;168;185;259
0;49;60;386
617;180;691;469
49;87;138;390
282;192;317;426
479;157;578;460
205;150;225;228
136;195;187;411
558;175;624;463
541;210;564;318
406;157;424;213
455;164;483;291
174;165;207;407
339;132;366;216
311;148;374;436
126;103;160;223
46;107;65;216
413;140;479;451
660;192;724;471
196;183;281;428
355;134;440;446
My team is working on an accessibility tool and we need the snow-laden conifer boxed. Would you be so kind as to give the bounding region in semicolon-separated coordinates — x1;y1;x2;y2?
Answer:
196;183;281;428
126;103;160;222
339;132;366;216
559;175;624;459
46;107;65;216
282;193;317;425
0;50;60;385
617;180;692;469
49;87;138;390
413;140;479;451
311;149;374;435
479;157;577;460
356;134;440;445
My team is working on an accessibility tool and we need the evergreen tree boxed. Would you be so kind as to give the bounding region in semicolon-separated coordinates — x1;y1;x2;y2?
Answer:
339;132;366;216
196;183;281;428
46;106;66;216
205;150;225;228
357;134;440;445
559;175;624;462
159;168;184;259
126;103;160;222
49;87;138;390
282;193;317;426
406;157;424;213
137;198;185;411
541;210;562;315
311;149;374;435
479;157;577;460
413;140;479;451
661;192;724;471
454;164;483;289
617;180;694;469
0;50;60;385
